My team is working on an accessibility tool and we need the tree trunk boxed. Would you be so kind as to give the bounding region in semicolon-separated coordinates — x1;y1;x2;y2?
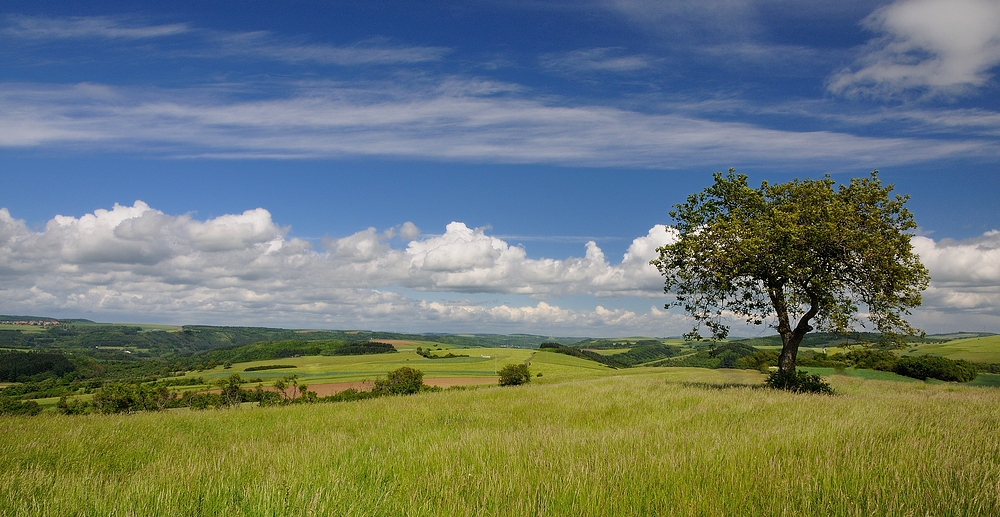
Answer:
769;283;819;373
778;331;803;372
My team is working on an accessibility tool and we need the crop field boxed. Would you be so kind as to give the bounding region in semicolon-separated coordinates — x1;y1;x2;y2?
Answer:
2;368;999;516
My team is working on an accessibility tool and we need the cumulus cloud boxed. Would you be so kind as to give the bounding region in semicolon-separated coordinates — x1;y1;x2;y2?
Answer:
1;201;997;332
830;0;1000;97
0;202;685;333
912;230;1000;314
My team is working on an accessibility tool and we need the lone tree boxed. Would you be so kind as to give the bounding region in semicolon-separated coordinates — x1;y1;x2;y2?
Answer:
651;170;929;372
498;363;530;386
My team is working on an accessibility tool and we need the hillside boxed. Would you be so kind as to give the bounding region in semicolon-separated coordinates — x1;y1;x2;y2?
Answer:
3;371;999;516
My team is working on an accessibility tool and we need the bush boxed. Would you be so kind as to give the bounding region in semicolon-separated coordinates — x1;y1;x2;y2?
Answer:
894;355;977;382
56;396;92;415
92;382;176;413
843;349;899;371
372;367;425;395
0;396;42;416
498;364;530;386
765;369;833;394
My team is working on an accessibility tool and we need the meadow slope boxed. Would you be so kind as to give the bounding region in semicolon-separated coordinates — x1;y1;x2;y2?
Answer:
2;369;999;516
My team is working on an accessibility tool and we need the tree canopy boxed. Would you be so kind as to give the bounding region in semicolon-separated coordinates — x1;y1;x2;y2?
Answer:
651;170;929;371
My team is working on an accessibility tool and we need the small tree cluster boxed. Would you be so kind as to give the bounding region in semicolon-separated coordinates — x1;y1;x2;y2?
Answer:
894;356;977;382
92;382;176;414
498;364;530;386
372;366;425;395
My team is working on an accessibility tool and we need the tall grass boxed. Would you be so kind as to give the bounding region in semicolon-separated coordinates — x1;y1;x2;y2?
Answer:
2;369;999;516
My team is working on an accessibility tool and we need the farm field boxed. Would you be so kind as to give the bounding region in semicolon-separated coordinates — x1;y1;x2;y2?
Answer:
2;368;998;516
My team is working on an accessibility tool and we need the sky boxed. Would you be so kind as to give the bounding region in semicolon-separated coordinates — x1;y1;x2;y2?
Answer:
1;0;999;337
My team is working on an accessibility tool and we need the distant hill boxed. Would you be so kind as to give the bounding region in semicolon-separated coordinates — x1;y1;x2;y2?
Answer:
0;315;95;323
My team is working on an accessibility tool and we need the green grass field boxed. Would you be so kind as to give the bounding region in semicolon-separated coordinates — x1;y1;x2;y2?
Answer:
186;347;615;386
0;324;49;334
2;369;998;516
904;335;1000;363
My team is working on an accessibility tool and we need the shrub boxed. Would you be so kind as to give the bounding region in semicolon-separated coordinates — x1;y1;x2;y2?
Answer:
765;369;833;394
0;396;42;416
894;355;977;382
93;382;176;413
843;349;899;371
56;396;92;415
498;364;530;386
372;367;425;395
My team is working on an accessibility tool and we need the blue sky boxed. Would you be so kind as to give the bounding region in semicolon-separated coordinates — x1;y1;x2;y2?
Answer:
1;0;999;336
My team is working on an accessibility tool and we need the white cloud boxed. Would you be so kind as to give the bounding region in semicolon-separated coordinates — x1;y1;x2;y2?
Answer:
0;81;990;168
1;201;998;332
2;15;190;40
185;208;285;252
3;16;447;66
830;0;1000;97
912;230;1000;315
599;0;883;41
540;48;654;74
206;32;450;65
0;202;685;333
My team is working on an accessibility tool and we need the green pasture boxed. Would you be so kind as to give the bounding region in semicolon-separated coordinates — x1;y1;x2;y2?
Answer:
797;367;921;383
125;323;184;332
0;324;47;334
3;369;998;516
185;347;614;386
903;335;1000;363
969;373;1000;387
586;348;632;355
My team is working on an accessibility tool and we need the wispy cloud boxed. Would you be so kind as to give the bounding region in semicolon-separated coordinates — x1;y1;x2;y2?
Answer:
2;15;449;66
829;0;1000;98
1;80;991;168
205;32;450;65
540;47;655;74
2;15;190;40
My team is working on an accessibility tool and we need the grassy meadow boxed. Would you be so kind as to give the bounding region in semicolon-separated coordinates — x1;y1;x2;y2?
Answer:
904;334;1000;363
180;346;612;386
3;368;1000;516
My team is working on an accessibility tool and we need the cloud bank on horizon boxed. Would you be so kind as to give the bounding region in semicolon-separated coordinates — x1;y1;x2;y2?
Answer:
0;202;996;335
